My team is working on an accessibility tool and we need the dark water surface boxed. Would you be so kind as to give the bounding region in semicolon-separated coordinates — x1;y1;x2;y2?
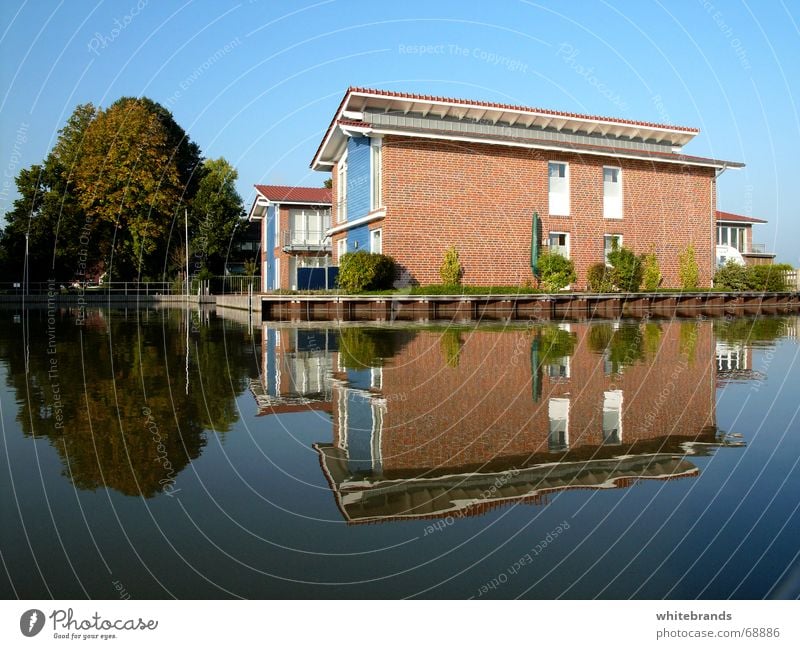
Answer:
1;307;799;599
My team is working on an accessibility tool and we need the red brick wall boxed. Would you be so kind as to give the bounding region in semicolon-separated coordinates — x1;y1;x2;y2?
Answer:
331;320;716;473
378;136;715;288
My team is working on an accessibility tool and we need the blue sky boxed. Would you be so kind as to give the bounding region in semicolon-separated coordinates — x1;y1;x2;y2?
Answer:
1;0;798;262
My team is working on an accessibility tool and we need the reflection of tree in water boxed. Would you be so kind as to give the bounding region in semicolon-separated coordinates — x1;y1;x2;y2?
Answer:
0;308;258;497
714;316;790;346
587;322;647;372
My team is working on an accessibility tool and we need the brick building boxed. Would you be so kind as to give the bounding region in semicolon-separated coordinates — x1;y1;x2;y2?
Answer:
715;210;775;266
247;184;332;291
311;87;745;289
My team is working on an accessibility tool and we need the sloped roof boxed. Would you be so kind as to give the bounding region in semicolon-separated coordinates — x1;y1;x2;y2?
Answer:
311;86;743;171
254;184;331;204
716;210;767;224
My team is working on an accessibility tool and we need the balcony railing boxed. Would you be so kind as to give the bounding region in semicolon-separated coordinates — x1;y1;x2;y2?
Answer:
748;243;768;254
281;230;331;251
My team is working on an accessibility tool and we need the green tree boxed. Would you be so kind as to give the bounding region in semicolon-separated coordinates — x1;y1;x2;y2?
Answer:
75;97;200;280
190;157;245;275
679;243;700;290
0;104;102;282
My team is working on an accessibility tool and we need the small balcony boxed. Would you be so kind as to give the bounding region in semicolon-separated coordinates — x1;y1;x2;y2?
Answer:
281;230;331;252
742;242;776;265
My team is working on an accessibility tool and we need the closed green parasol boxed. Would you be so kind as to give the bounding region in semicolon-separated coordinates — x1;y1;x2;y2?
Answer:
531;211;541;279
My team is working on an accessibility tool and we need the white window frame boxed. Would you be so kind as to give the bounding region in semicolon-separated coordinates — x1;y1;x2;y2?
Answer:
548;231;570;258
273;257;280;290
603;166;623;219
370;228;382;254
604;234;623;266
337;237;347;261
548;161;570;217
337;149;348;224
716;225;747;252
273;204;280;240
370;136;382;211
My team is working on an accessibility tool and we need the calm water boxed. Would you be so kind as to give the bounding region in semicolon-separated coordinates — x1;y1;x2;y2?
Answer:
1;307;799;599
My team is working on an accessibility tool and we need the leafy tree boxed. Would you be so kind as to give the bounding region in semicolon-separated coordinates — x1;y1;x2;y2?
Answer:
190;157;245;275
538;250;576;292
439;246;462;286
74;97;201;280
0;104;101;282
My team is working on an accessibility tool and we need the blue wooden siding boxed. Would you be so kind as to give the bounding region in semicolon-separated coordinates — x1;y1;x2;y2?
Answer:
347;224;370;252
346;136;370;220
343;136;373;252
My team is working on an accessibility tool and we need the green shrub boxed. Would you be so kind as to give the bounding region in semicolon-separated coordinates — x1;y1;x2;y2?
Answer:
439;246;462;286
714;261;793;292
641;245;662;291
713;260;749;291
678;243;700;290
607;244;643;292
337;251;396;293
747;263;792;291
586;262;614;292
538;326;577;362
539;250;576;292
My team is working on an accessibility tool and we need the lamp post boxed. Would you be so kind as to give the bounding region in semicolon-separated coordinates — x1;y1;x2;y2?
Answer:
185;207;190;296
23;232;29;298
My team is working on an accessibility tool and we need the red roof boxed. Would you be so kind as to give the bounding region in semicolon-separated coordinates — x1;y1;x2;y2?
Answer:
254;184;331;204
312;86;718;170
348;86;699;133
715;210;767;224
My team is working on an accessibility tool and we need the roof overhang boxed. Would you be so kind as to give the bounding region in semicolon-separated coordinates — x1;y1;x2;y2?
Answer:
322;122;742;171
311;87;708;171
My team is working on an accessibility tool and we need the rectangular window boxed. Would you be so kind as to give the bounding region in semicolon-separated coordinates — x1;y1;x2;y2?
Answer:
370;228;382;254
549;232;569;258
604;234;622;265
274;205;280;240
274;257;280;290
548;162;570;216
337;237;347;261
716;225;747;252
370;138;382;210
603;166;622;218
337;150;347;223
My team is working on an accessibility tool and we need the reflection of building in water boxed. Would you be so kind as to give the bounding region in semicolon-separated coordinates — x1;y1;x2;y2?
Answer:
315;320;724;523
715;341;761;384
251;327;337;415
